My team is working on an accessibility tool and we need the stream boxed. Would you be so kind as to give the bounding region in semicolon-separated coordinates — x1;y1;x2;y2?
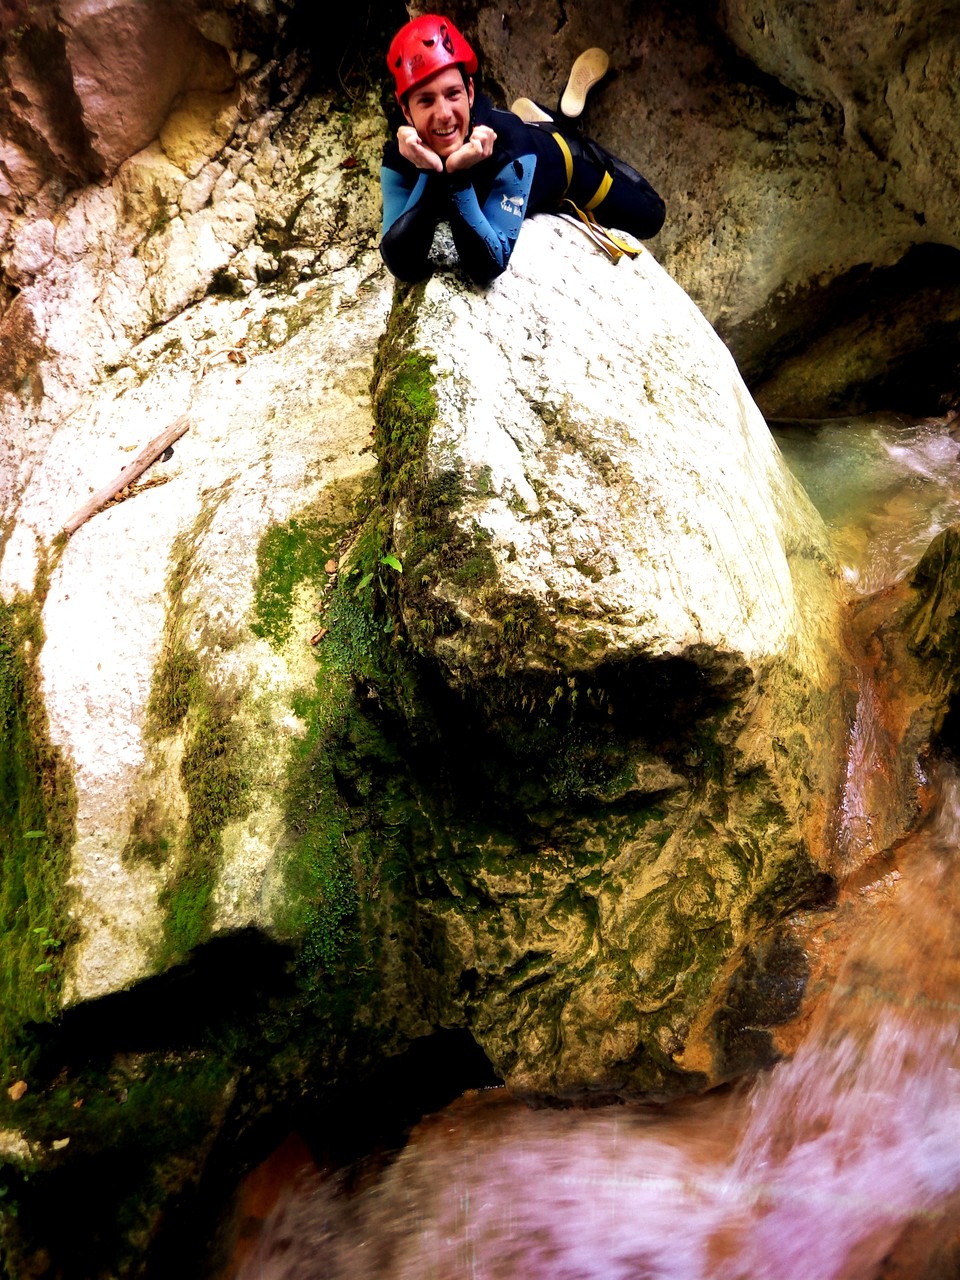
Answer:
224;413;960;1280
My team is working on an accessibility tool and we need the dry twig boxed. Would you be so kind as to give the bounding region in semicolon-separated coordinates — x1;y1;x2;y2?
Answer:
62;415;190;535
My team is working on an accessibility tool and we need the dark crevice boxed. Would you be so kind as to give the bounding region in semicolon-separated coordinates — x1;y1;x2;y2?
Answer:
166;1029;501;1280
284;0;409;107
711;928;810;1080
9;928;500;1280
934;703;960;762
388;648;748;826
25;931;298;1082
738;242;960;417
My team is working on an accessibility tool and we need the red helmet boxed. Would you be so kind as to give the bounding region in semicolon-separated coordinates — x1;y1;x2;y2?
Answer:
387;14;478;100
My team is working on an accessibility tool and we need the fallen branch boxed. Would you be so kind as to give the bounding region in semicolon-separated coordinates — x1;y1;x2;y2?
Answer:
63;416;190;536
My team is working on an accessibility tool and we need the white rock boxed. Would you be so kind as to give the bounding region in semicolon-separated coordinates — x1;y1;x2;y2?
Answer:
0;88;391;1003
390;215;838;682
6;217;56;282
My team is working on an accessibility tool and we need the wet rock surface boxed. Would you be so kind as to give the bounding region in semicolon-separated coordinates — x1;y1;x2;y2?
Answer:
1;79;391;1002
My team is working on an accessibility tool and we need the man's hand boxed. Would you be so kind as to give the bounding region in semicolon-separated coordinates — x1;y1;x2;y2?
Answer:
444;125;497;173
397;125;443;172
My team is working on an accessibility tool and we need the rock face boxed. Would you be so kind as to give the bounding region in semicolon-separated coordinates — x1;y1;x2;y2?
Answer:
0;0;268;249
373;214;849;1093
0;75;391;1002
0;48;400;1271
845;524;960;859
423;0;960;415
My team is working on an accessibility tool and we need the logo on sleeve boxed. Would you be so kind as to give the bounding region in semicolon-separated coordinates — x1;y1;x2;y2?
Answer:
501;194;524;216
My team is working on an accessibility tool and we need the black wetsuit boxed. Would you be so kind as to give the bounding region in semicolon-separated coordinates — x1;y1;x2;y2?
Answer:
380;93;665;284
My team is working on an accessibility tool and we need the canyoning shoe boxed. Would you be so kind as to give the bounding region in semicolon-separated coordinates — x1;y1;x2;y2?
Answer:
510;97;555;124
559;47;610;118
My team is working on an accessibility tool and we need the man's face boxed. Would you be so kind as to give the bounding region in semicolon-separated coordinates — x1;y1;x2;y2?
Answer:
403;66;474;160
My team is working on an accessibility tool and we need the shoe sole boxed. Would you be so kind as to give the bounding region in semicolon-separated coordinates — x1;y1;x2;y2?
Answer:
510;97;554;124
560;47;609;118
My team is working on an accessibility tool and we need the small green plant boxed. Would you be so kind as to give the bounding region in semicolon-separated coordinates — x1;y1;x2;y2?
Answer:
546;676;581;716
350;552;403;596
32;926;62;974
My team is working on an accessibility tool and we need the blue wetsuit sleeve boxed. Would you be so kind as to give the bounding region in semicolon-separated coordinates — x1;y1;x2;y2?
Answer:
447;152;537;284
380;164;440;282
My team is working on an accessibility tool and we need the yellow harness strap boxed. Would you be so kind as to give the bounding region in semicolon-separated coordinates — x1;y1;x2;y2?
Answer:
551;131;575;195
560;200;642;265
585;170;613;210
546;131;642;265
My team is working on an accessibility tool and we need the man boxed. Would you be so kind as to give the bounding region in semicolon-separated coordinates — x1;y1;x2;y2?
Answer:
380;14;665;284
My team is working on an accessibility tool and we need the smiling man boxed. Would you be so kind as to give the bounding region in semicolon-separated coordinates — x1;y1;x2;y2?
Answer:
401;64;486;170
379;14;665;285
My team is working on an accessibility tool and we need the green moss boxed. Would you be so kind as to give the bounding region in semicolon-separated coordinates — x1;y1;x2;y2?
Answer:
162;863;217;962
0;594;77;1080
181;694;248;848
272;572;420;985
123;797;173;868
450;543;497;589
153;663;249;963
372;301;527;667
374;341;437;509
149;646;201;736
272;657;357;966
241;464;442;993
144;515;253;965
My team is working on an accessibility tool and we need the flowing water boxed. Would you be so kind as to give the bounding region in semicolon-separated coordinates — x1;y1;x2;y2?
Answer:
227;414;960;1280
773;413;960;595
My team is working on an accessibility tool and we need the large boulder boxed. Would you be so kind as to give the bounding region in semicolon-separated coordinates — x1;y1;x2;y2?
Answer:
372;212;851;1093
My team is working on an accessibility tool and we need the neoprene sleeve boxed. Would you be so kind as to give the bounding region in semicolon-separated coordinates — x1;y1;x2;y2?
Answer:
380;151;538;284
380;167;442;281
446;153;537;283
